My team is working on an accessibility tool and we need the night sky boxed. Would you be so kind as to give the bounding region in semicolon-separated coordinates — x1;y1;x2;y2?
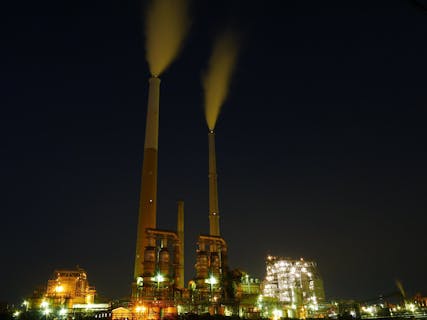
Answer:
2;0;427;304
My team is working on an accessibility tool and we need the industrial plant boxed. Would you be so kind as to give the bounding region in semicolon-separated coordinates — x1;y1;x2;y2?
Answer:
17;267;110;318
5;2;427;320
260;256;325;319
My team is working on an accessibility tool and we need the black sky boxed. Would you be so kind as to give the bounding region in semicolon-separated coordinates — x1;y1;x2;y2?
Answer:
1;0;427;303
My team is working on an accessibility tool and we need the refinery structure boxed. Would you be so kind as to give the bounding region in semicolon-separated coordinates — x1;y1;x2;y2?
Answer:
261;256;325;319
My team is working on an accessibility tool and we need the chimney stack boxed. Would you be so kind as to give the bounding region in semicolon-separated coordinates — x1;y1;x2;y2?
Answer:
177;200;185;288
208;130;220;236
134;76;161;279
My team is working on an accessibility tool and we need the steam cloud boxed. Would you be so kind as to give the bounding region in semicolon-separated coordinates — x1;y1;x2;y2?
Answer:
145;0;190;77
203;31;240;131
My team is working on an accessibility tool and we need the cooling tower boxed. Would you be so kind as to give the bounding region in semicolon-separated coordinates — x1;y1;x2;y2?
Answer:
134;76;161;279
208;130;220;236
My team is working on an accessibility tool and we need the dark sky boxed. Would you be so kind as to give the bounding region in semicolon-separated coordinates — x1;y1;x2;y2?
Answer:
2;0;427;304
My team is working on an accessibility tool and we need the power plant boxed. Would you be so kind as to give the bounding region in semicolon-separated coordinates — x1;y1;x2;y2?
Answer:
131;0;190;311
191;129;229;314
131;73;230;316
14;4;328;317
132;76;184;314
130;3;238;315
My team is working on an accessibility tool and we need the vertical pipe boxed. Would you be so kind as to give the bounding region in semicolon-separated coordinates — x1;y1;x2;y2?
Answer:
208;131;220;236
134;76;161;279
177;200;185;288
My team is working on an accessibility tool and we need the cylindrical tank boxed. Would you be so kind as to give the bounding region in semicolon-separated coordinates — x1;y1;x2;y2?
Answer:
173;244;180;266
159;247;170;276
196;251;209;280
210;251;220;278
143;246;156;277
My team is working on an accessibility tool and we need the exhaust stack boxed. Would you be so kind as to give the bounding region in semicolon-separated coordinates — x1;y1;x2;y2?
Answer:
208;130;220;236
177;200;185;288
134;76;161;279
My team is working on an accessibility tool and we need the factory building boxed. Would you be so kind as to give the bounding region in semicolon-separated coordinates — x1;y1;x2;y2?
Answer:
23;267;109;318
45;267;96;308
261;256;325;318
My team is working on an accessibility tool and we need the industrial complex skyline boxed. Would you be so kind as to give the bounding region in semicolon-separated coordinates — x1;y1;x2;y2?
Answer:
2;0;427;305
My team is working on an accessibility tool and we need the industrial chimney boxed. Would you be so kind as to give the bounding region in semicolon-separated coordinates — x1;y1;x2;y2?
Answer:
208;130;220;236
177;200;185;288
134;76;161;279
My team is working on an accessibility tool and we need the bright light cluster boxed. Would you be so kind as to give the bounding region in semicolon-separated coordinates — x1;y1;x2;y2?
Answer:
262;256;323;311
45;268;95;305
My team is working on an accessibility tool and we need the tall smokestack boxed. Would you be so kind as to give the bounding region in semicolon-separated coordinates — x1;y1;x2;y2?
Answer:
177;200;184;288
208;130;220;236
134;76;161;279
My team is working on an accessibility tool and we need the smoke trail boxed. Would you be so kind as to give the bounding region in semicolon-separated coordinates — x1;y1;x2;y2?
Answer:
203;31;240;131
145;0;190;77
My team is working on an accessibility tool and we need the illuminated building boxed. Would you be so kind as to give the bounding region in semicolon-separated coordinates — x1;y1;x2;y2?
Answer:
22;267;109;318
45;267;96;308
261;256;325;318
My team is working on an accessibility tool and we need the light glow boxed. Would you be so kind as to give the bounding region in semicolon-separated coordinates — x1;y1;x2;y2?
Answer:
55;285;64;293
43;308;51;315
135;305;146;313
205;275;218;285
272;309;283;320
262;256;323;315
152;273;165;283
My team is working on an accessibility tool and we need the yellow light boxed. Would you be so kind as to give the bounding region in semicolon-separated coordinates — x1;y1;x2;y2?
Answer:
205;275;217;285
13;311;20;318
43;308;51;315
22;301;29;307
152;273;164;283
407;303;416;312
40;301;49;309
135;306;146;313
59;308;67;316
55;285;64;293
136;277;143;287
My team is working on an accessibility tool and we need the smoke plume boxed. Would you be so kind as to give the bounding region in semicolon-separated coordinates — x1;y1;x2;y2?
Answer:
203;31;240;131
145;0;190;77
